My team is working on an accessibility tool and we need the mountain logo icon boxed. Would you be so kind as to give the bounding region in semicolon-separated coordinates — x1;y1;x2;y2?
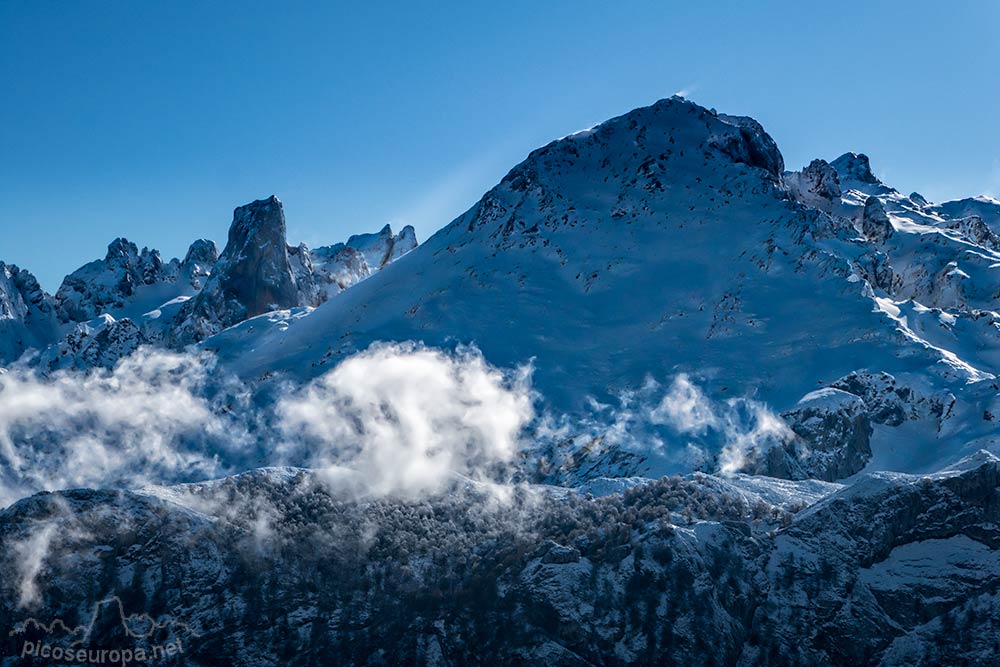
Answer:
9;596;201;664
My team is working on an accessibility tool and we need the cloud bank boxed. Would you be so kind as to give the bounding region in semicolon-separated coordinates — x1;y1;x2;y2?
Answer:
0;343;792;511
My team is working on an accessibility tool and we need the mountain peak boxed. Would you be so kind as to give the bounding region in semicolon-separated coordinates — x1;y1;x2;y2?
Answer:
182;238;219;267
715;112;785;178
788;158;842;201
229;195;286;248
104;237;139;262
830;152;881;186
171;195;300;344
0;262;60;363
345;223;417;269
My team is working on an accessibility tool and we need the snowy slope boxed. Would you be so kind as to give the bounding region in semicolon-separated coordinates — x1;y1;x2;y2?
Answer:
930;195;1000;233
212;99;906;402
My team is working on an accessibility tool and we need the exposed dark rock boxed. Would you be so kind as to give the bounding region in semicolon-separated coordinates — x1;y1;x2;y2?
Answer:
831;152;882;186
0;262;60;363
715;113;785;180
170;196;303;344
797;158;842;200
862;195;894;242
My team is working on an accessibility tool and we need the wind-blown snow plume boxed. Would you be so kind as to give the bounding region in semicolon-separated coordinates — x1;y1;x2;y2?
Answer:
277;343;535;498
0;349;246;507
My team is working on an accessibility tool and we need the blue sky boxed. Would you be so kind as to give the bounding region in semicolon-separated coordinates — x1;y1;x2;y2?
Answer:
3;1;999;291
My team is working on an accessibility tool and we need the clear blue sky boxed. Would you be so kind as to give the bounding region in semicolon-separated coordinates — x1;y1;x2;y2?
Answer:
3;1;998;291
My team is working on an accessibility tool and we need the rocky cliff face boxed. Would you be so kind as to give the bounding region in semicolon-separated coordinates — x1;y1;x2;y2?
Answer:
341;223;419;270
786;158;842;204
302;224;417;304
35;314;145;371
170;196;302;345
861;195;894;243
745;388;873;482
0;263;60;364
179;238;219;289
830;152;884;188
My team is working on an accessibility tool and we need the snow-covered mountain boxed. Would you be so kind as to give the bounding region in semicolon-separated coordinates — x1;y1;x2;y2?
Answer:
3;96;1000;666
171;196;418;345
3;96;999;477
196;97;1000;481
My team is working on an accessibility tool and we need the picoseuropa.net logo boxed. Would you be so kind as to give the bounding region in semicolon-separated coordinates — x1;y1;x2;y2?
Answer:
9;596;200;665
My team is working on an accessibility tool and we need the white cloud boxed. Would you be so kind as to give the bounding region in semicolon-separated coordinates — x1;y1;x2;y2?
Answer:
0;341;790;509
649;373;718;434
7;497;89;609
391;145;513;234
716;400;792;475
12;523;57;609
0;349;243;507
276;343;535;498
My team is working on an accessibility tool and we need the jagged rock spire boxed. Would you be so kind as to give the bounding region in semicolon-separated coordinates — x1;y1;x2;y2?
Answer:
171;195;301;345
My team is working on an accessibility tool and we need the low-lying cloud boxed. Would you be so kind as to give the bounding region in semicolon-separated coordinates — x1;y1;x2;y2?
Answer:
0;342;791;512
0;349;243;507
649;374;718;435
276;343;535;498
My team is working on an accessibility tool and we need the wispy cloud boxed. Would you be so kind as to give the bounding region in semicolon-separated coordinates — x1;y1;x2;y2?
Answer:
391;145;515;235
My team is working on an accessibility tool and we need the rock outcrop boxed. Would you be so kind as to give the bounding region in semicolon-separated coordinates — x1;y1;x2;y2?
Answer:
861;195;894;242
54;238;175;323
831;151;883;187
170;196;304;345
788;158;842;202
37;314;145;371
